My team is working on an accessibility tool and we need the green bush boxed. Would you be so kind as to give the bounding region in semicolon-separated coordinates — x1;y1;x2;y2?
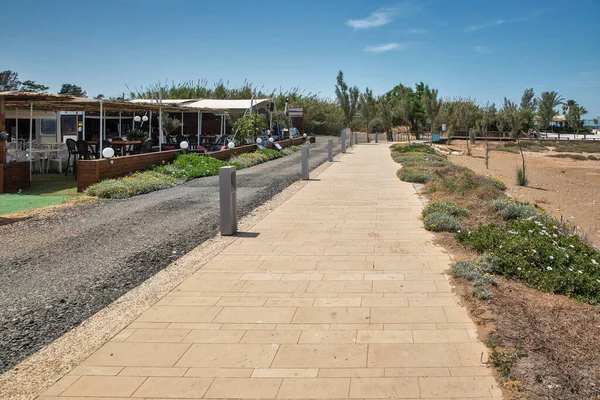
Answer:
477;175;507;191
397;166;438;183
86;171;181;199
423;200;468;218
230;148;282;168
516;165;528;186
392;143;436;154
423;212;461;232
391;152;451;168
491;198;539;220
457;215;600;304
154;153;228;180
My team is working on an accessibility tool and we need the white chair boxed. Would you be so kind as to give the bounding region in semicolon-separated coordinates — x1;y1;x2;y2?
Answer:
46;146;67;173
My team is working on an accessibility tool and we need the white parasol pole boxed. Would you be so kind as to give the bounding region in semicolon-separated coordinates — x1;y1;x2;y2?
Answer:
99;100;103;158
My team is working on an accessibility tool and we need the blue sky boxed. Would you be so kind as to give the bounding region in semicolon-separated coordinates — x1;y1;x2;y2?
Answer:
4;0;599;116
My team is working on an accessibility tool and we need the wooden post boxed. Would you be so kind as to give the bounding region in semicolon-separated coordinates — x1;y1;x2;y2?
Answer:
0;96;5;164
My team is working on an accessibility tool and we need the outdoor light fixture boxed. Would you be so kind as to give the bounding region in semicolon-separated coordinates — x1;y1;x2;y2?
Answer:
227;142;235;149
268;137;275;143
142;115;149;122
134;116;142;122
180;141;189;150
303;133;307;138
256;138;263;144
102;147;115;158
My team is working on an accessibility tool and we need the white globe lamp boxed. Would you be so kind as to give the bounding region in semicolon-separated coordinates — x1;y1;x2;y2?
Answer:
141;115;149;122
180;141;189;150
268;137;275;143
227;142;235;149
256;138;263;144
134;116;141;122
102;147;115;158
303;133;307;138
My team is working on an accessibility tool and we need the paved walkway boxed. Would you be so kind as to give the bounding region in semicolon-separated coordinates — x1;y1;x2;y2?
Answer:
41;144;501;399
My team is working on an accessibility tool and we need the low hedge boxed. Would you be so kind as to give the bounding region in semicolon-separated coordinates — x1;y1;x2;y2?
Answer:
86;171;182;199
87;146;304;199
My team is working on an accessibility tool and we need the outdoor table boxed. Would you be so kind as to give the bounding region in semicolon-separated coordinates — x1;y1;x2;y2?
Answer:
111;140;141;155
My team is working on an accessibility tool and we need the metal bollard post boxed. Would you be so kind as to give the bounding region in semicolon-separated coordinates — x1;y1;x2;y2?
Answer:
301;146;309;180
348;131;352;147
354;133;358;145
219;166;237;236
341;131;346;153
375;132;379;143
328;139;333;162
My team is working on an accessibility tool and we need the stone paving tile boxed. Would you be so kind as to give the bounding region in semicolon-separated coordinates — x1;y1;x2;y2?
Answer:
52;144;500;399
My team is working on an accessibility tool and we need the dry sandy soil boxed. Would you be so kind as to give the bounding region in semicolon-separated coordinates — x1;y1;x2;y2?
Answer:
445;141;600;248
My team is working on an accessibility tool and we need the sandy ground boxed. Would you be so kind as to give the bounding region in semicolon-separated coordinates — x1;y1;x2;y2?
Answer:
446;142;600;248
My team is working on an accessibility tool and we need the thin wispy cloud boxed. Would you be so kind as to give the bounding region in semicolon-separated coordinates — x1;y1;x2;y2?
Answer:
407;29;427;34
473;45;492;55
346;8;397;29
364;42;409;53
466;8;553;33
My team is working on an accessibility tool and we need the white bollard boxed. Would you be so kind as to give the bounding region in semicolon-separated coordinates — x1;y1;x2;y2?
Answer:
301;146;309;180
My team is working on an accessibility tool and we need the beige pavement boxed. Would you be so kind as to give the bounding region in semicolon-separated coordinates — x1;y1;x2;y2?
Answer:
40;144;502;399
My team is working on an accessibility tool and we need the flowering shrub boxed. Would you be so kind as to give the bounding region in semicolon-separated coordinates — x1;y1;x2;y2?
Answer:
457;214;600;304
478;175;507;191
230;148;282;168
86;171;181;199
491;198;539;220
423;200;468;218
423;211;461;232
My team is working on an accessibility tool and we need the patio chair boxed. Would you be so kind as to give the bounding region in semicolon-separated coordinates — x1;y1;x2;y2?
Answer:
176;134;185;146
209;135;228;152
66;139;79;176
47;146;67;173
76;140;93;160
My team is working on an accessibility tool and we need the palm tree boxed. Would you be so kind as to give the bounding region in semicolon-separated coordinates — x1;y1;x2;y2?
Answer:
536;91;564;133
359;88;376;143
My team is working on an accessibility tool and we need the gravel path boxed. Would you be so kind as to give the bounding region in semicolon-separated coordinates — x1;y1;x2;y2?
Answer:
0;136;341;373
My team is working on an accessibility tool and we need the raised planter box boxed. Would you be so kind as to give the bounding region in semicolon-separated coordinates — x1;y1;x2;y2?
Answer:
77;150;183;192
0;162;30;193
77;136;316;192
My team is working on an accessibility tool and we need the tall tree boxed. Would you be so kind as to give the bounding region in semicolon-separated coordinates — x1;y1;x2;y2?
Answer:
359;88;376;143
0;70;48;92
563;100;587;135
536;91;563;132
59;83;87;97
421;86;443;135
334;71;359;135
520;88;537;131
377;96;397;141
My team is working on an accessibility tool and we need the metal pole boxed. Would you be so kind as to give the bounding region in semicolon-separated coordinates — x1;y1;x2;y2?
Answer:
99;100;103;158
328;139;333;162
197;110;201;148
219;166;237;236
29;102;33;180
301;146;309;180
341;131;346;153
181;111;184;135
149;111;152;139
375;132;379;143
15;107;18;144
354;132;358;145
159;90;163;151
118;111;122;135
82;111;86;140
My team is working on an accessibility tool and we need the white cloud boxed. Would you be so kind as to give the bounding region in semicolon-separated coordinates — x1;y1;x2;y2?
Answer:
364;42;409;53
346;8;397;29
466;19;507;32
407;29;427;34
473;45;492;54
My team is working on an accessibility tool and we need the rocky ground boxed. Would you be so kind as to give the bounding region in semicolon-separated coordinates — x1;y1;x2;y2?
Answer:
0;136;341;373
